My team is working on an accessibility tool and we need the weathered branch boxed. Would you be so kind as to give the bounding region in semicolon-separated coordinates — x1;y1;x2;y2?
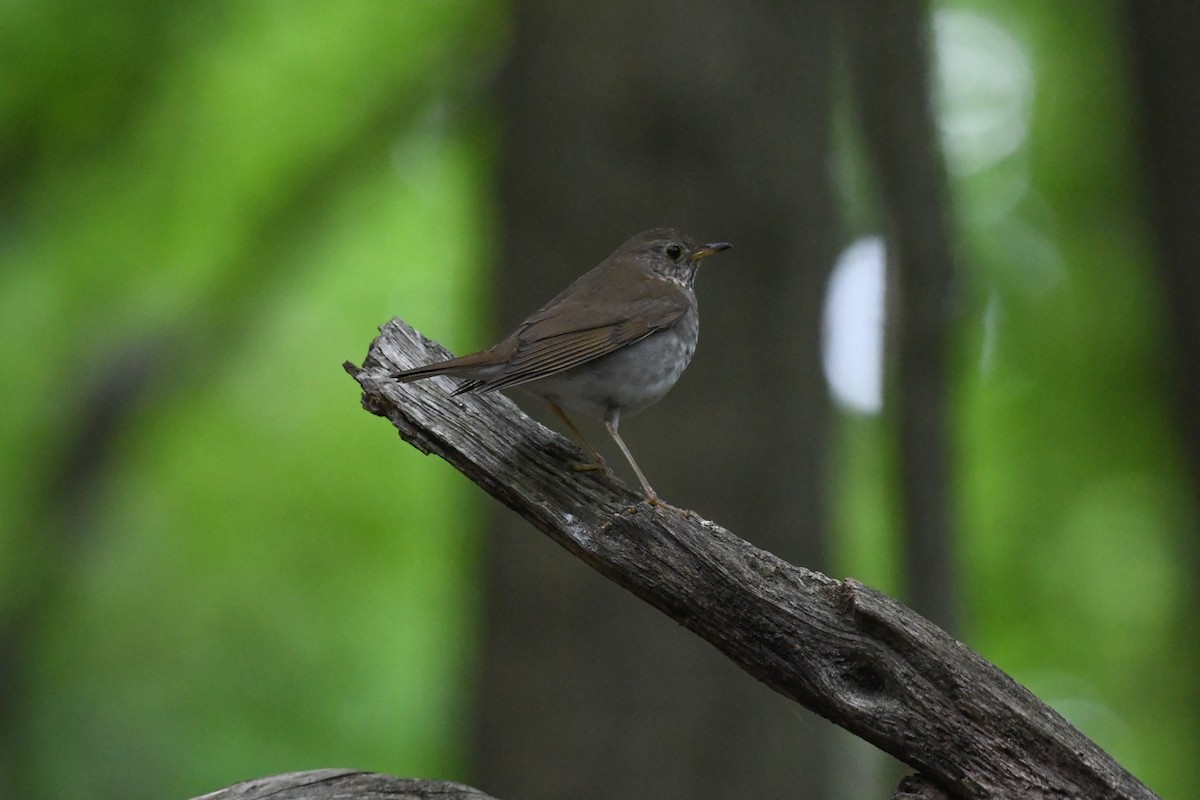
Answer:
192;769;498;800
336;318;1155;800
191;768;956;800
192;768;962;800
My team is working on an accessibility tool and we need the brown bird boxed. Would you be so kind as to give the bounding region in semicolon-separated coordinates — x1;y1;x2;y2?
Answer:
392;228;731;504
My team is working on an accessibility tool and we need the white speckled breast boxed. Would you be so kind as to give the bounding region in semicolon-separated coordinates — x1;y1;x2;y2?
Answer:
525;301;699;420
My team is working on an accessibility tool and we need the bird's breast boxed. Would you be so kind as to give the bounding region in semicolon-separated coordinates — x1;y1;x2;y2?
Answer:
525;303;699;419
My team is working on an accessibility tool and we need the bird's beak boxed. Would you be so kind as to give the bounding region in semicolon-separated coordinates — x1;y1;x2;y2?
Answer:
691;242;733;262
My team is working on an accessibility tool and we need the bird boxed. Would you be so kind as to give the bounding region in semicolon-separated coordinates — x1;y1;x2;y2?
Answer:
391;228;731;505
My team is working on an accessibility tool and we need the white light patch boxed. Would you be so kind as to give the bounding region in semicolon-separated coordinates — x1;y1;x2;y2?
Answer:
933;9;1035;175
822;237;886;415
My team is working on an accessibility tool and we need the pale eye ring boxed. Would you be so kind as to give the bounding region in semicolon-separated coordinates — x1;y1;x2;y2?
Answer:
665;243;683;260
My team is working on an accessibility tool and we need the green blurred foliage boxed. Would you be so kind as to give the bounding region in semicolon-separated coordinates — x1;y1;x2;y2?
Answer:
835;3;1198;797
1;1;1194;799
1;2;505;798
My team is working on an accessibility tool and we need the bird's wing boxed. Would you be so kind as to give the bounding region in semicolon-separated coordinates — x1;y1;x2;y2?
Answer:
455;283;690;394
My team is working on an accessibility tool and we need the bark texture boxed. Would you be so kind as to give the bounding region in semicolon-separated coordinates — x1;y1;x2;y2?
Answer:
190;768;953;800
191;770;498;800
340;321;1158;800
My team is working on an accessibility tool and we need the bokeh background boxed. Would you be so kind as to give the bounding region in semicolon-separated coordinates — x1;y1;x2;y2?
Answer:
2;1;1196;799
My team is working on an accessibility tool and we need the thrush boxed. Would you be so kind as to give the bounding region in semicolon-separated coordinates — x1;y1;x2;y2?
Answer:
392;228;731;505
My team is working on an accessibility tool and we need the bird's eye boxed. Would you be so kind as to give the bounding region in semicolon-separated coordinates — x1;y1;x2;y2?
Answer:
665;244;683;260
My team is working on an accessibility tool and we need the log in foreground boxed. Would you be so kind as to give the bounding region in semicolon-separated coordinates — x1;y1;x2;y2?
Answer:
192;769;497;800
186;770;967;800
340;318;1157;800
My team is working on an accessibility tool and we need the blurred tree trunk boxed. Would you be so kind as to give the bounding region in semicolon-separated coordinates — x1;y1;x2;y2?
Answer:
1125;2;1200;535
1125;0;1200;769
473;2;839;798
840;1;959;633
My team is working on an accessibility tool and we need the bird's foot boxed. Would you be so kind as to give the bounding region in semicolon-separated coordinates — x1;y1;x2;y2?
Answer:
617;492;666;514
571;458;608;473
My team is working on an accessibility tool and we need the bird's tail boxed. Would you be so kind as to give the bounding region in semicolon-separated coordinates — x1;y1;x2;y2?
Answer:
392;358;466;383
391;350;501;394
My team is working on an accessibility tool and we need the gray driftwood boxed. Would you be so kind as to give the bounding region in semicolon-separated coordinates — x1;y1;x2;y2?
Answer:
190;769;954;800
192;769;497;800
256;318;1152;800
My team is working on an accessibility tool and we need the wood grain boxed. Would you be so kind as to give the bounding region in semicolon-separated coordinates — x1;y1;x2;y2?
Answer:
330;318;1157;800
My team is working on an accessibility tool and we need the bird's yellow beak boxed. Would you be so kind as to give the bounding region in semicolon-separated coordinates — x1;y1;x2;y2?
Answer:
691;242;733;261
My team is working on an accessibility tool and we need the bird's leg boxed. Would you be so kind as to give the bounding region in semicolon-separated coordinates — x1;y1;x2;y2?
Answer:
603;408;659;505
546;401;608;472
